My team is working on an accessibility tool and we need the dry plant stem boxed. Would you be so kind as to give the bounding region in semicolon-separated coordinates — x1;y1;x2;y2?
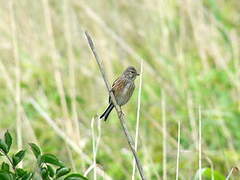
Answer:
91;117;102;180
84;164;95;177
187;93;198;148
91;118;97;180
9;0;22;167
85;31;146;180
63;0;81;147
226;167;237;180
63;0;79;171
198;106;202;180
175;120;181;180
162;92;167;180
132;60;143;180
226;169;233;180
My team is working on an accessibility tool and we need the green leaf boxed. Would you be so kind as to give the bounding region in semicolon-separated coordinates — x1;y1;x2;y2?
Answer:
194;168;225;180
0;140;8;154
40;154;64;167
16;168;27;177
40;167;48;179
1;162;9;172
46;165;54;177
64;173;88;180
56;167;71;178
12;150;26;167
29;143;41;159
4;131;12;152
21;172;33;180
0;170;14;180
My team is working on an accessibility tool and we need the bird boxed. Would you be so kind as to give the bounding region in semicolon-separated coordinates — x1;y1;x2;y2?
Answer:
100;66;139;121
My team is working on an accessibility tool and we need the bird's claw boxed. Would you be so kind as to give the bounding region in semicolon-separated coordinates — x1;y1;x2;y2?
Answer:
120;111;125;117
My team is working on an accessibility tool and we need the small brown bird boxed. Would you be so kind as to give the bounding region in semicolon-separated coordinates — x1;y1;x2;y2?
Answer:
100;66;139;121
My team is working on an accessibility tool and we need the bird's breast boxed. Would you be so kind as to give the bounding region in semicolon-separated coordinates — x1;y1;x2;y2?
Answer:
116;81;135;106
123;83;132;95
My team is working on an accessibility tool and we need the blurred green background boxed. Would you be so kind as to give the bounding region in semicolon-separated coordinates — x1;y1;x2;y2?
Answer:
0;0;240;179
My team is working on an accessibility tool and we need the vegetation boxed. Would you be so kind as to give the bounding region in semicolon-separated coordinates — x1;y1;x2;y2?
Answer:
0;0;240;179
0;131;87;179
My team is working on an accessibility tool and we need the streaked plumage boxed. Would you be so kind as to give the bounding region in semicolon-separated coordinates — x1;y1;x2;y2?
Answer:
100;66;139;121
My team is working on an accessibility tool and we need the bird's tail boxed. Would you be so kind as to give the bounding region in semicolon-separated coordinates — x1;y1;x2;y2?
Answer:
100;103;114;121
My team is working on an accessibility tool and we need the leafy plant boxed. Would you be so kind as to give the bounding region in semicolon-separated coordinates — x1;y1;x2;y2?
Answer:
194;168;225;180
0;131;88;180
0;130;33;180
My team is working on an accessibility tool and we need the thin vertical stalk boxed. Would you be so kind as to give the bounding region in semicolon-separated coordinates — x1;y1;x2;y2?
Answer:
91;117;102;180
63;0;81;146
226;167;239;180
91;118;97;180
198;105;202;180
162;91;167;180
175;120;181;180
9;1;22;167
132;60;143;180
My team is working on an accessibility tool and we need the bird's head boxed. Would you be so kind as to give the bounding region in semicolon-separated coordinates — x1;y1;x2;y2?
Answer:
123;66;139;80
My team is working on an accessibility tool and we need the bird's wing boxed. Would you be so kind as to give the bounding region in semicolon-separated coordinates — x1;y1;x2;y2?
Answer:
108;77;127;103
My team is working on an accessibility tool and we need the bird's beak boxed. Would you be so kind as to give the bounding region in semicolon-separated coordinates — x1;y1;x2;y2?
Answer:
136;73;140;76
